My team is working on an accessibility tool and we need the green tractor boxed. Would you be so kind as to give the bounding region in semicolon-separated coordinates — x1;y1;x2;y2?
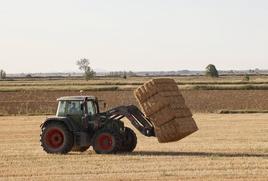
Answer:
40;96;155;154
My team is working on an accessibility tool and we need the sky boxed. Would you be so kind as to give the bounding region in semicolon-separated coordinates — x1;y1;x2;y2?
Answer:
0;0;267;73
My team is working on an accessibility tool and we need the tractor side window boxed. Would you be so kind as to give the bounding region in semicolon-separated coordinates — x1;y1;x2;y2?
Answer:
87;101;96;116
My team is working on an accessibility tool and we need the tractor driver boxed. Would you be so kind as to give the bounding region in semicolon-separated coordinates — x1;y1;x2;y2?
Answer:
69;102;79;114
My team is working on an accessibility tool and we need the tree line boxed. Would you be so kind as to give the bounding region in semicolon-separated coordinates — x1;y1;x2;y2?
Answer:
0;61;250;80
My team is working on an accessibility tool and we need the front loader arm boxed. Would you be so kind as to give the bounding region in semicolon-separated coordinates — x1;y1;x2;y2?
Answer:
105;105;155;137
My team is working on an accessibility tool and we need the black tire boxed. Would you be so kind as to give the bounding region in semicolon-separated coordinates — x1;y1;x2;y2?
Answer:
72;146;90;152
40;122;74;154
120;127;137;152
92;129;122;154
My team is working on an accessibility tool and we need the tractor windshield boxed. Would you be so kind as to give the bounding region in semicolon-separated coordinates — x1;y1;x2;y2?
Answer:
56;100;97;117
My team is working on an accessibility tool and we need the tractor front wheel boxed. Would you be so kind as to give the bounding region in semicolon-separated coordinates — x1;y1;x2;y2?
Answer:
120;127;137;152
92;129;122;154
40;122;73;154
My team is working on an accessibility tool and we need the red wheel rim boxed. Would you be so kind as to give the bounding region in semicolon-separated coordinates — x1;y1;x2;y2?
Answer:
97;134;114;151
45;128;64;149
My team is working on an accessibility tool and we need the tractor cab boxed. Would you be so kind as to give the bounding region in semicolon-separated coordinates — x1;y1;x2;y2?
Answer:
56;96;99;128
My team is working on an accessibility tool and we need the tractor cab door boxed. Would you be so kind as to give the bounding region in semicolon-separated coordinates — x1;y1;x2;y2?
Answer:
85;100;97;116
81;100;98;125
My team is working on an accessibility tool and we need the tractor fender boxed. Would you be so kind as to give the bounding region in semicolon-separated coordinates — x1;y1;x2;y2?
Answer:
40;117;79;132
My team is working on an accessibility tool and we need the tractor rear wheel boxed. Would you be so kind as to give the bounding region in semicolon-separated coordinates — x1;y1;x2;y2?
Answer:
120;127;137;152
92;129;122;154
40;122;73;154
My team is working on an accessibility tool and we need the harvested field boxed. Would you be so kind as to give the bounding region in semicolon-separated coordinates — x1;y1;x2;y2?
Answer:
0;114;267;180
2;75;268;86
1;90;268;115
2;76;268;92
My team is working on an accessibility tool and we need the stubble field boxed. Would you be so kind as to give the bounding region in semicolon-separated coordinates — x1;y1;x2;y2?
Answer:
0;114;267;180
0;75;268;180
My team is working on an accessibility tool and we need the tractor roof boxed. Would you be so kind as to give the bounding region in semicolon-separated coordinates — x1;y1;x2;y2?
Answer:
57;96;97;101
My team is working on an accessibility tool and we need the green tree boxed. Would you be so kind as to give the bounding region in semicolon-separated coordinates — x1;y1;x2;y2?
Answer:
76;58;95;80
0;69;6;79
205;64;219;78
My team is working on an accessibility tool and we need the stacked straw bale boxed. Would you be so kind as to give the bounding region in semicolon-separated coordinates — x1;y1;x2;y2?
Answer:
134;78;198;143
